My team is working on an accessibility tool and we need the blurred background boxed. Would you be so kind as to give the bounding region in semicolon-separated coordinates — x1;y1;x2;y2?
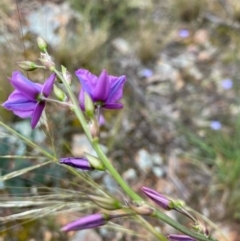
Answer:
1;0;240;240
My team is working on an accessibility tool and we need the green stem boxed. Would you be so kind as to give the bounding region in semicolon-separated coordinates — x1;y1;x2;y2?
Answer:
92;139;142;201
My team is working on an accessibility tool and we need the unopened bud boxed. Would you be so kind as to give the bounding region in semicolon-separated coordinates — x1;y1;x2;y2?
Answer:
88;195;122;210
53;85;67;101
39;53;55;70
61;213;109;232
168;234;197;241
61;65;72;85
37;37;47;52
85;153;105;171
84;92;94;118
17;61;38;71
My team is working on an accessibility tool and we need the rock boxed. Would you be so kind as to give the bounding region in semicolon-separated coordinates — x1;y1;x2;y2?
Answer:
123;168;137;181
112;38;132;55
135;149;153;172
70;229;102;241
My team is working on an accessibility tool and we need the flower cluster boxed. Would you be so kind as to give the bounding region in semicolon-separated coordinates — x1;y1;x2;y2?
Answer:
2;68;126;128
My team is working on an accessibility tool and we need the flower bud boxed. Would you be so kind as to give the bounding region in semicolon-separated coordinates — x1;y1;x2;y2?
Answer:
168;234;197;241
17;61;38;71
61;65;72;85
59;157;93;171
61;213;109;232
53;85;67;101
140;187;172;210
85;153;105;171
84;92;94;118
88;195;122;210
37;37;47;52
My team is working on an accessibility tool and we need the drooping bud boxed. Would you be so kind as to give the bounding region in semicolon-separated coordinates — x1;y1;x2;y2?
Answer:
140;187;172;210
59;157;93;171
39;53;55;70
88;195;122;210
84;92;94;118
37;37;47;52
85;153;105;171
61;213;109;232
168;234;197;241
53;85;67;101
17;61;38;71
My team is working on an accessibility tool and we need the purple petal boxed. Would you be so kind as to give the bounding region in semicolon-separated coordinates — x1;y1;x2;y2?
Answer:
93;69;109;101
31;102;45;128
2;91;36;110
178;29;189;38
60;157;92;170
42;73;56;97
103;103;123;109
61;213;107;232
9;71;41;100
2;90;36;118
75;69;98;97
11;110;34;118
210;120;222;130
106;75;126;104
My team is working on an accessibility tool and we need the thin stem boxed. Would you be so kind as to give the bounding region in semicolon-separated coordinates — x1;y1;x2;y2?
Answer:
41;96;73;107
136;215;167;241
153;210;217;241
92;139;142;201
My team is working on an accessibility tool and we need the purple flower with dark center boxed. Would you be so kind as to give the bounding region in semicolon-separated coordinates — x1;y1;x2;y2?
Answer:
2;71;55;128
168;234;197;241
75;68;126;110
140;187;172;210
61;213;108;232
59;157;92;170
210;120;222;130
221;78;233;90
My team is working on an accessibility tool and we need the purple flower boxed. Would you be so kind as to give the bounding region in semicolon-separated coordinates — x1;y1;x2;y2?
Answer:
168;234;197;241
139;68;153;78
75;69;126;110
210;120;222;130
140;187;172;210
61;213;108;232
2;71;55;128
59;157;92;170
221;78;233;90
178;29;189;38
